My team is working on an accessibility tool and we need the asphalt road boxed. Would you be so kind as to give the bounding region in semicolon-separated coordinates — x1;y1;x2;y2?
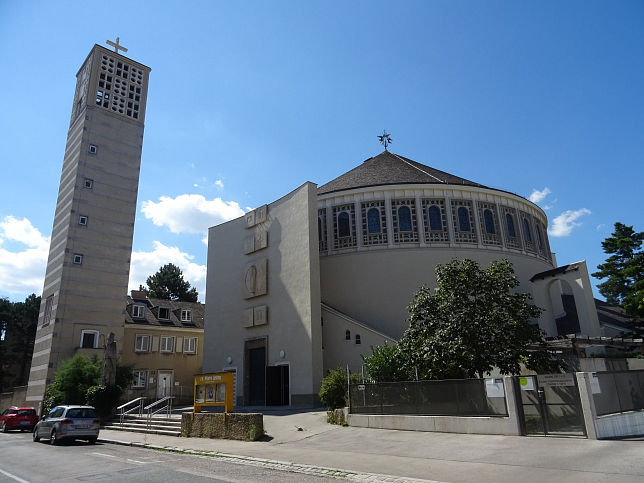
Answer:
0;431;332;483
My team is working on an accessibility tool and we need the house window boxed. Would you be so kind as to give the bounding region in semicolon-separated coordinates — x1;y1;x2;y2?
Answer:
523;218;532;242
483;209;495;234
160;336;175;353
367;208;381;234
132;304;145;318
42;295;53;326
73;253;83;264
158;307;170;320
80;330;99;349
135;334;150;352
84;178;93;189
184;337;198;354
457;207;470;231
506;214;516;238
132;370;147;388
78;215;88;226
428;205;442;231
338;212;350;237
180;309;192;322
355;334;361;345
89;144;98;154
398;206;412;232
345;329;351;340
536;225;544;248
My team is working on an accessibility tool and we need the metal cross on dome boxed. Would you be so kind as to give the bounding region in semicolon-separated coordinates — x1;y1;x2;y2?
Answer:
106;37;128;54
378;130;392;151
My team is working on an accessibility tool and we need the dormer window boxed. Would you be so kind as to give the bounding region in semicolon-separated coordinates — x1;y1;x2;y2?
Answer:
132;304;145;319
158;307;170;320
181;309;192;322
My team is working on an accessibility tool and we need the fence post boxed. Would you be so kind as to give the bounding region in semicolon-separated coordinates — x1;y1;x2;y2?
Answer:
575;372;598;439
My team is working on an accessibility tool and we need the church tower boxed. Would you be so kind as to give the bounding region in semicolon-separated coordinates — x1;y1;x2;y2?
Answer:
26;40;151;408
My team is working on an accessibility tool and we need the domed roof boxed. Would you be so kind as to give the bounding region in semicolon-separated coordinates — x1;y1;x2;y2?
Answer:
317;150;488;195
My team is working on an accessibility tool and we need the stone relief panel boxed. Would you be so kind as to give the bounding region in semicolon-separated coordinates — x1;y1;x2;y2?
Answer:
242;308;254;328
243;258;267;299
245;205;268;228
253;305;268;326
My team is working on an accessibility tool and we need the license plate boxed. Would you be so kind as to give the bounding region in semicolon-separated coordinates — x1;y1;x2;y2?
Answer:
18;421;29;426
75;424;89;429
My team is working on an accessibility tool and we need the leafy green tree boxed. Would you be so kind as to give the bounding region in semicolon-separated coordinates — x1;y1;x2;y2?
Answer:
0;294;40;392
145;263;198;302
394;259;546;380
592;222;644;320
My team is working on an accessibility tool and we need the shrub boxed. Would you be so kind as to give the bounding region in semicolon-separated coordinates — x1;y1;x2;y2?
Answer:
319;367;362;410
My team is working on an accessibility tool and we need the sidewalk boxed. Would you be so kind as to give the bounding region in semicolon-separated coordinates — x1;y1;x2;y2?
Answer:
98;410;644;482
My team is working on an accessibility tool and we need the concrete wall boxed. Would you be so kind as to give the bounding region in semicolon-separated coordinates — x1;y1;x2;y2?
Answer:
204;182;322;406
0;386;28;411
347;376;522;436
321;247;552;339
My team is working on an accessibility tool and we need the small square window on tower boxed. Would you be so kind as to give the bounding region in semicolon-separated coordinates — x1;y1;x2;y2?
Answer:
73;254;83;265
89;144;98;154
84;179;93;189
78;215;88;226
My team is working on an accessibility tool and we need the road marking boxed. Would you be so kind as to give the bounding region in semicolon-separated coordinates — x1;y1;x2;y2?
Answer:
90;452;116;458
0;468;31;483
126;459;149;464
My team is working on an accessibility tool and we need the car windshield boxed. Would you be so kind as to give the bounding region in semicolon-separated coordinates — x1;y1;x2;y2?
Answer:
66;408;96;419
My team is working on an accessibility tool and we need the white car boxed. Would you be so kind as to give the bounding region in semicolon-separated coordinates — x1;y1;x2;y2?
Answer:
33;405;100;445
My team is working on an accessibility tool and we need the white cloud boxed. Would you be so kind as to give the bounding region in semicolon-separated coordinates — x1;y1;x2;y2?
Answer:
0;216;49;296
141;194;245;234
129;241;207;301
215;179;224;189
548;209;591;237
596;224;606;231
529;187;551;204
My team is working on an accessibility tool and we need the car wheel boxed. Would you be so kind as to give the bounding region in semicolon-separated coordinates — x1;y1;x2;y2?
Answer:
33;428;40;442
88;437;97;444
1;422;7;433
49;429;58;445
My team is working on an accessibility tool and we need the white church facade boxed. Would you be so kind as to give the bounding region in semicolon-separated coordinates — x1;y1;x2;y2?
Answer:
203;150;601;407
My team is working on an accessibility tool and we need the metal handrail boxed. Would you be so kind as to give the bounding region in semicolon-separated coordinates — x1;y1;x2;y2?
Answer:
144;396;175;428
117;397;146;425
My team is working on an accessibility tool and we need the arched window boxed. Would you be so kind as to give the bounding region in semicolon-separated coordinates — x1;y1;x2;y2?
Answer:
398;206;412;232
345;330;351;341
428;205;442;231
338;212;350;237
506;214;516;237
355;334;361;345
523;218;532;242
458;207;470;231
367;208;381;234
536;225;543;248
484;209;495;234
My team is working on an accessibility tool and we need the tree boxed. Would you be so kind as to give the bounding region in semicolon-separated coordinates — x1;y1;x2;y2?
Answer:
364;259;548;381
145;263;198;302
42;354;101;412
0;294;40;392
592;222;644;320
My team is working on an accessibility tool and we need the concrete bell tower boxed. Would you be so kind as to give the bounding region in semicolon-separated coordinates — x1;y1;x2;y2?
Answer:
26;39;151;408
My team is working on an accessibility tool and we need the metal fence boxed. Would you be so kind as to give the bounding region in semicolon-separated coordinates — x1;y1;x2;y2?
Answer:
592;370;644;417
349;378;508;417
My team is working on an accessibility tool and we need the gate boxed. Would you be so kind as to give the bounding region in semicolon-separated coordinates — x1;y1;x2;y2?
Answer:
515;374;586;437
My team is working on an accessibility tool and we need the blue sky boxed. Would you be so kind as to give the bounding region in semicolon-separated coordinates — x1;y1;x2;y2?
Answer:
1;1;642;302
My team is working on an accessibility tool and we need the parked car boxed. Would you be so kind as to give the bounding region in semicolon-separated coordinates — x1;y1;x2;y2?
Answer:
1;407;39;432
33;405;100;445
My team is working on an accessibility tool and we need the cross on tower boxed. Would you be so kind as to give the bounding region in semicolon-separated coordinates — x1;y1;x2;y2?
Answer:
378;130;392;151
106;37;128;55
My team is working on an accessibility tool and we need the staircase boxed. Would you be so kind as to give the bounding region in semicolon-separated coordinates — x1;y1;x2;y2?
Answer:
102;414;184;436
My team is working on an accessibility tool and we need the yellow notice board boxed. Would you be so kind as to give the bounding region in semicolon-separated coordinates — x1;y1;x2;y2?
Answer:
194;372;234;413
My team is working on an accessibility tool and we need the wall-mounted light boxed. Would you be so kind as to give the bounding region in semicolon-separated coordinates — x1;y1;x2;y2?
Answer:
226;356;232;364
279;349;285;359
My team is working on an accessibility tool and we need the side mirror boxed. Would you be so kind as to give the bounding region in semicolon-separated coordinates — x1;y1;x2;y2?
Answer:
40;415;47;421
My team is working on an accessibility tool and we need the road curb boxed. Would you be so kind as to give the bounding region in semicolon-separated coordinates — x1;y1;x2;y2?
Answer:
97;437;442;482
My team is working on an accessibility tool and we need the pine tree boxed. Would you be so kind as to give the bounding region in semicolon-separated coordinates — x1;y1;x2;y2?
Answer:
592;222;644;320
145;263;199;302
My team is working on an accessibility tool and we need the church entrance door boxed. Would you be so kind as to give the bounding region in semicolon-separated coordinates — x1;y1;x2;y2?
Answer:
266;364;289;406
247;346;266;406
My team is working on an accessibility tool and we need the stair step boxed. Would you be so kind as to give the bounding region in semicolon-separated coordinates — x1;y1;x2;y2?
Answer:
103;426;181;436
